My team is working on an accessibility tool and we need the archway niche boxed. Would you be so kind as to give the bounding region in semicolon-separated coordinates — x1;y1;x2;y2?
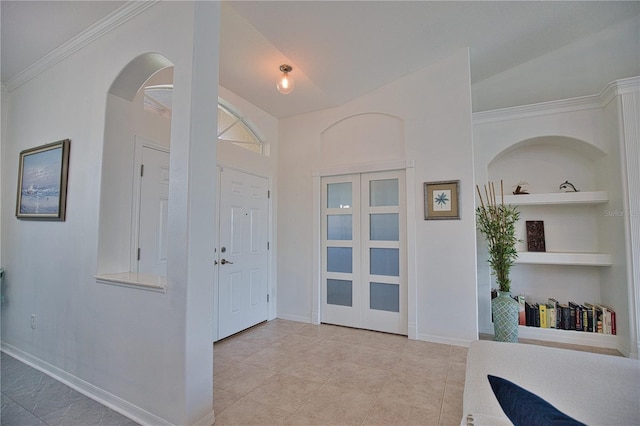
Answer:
488;135;607;194
97;53;174;288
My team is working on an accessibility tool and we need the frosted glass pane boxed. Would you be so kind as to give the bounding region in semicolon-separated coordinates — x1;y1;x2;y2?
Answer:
370;248;399;276
328;215;352;240
370;214;399;241
327;183;352;208
370;282;399;312
327;247;352;273
327;279;352;307
370;179;398;206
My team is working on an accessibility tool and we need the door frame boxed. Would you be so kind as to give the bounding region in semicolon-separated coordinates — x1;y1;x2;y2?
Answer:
213;163;274;341
312;159;418;338
130;137;170;274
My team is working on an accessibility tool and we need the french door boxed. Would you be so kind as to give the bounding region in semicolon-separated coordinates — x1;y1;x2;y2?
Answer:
321;171;407;335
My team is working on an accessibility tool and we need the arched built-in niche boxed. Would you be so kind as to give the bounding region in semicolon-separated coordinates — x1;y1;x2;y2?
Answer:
97;53;174;290
488;135;607;195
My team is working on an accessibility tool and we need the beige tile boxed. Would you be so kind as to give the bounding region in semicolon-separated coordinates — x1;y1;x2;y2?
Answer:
360;331;409;353
245;373;322;413
213;388;242;415
214;361;276;395
214;395;290;425
378;373;445;411
404;340;452;360
449;345;468;363
243;345;301;370
343;344;402;370
393;353;450;382
296;384;378;425
284;413;350;425
214;339;263;362
362;398;440;426
300;339;355;362
446;362;466;386
439;412;463;426
280;353;341;382
441;382;464;417
259;318;310;334
213;354;238;376
324;362;390;395
269;333;319;354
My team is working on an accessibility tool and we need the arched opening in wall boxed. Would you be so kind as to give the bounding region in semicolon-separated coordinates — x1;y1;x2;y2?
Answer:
488;135;607;195
96;53;174;290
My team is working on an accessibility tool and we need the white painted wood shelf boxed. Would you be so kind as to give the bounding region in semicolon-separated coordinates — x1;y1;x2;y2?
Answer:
518;325;618;349
499;191;608;206
515;251;612;266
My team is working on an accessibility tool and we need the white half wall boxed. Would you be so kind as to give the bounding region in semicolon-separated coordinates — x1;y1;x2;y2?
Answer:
0;3;219;424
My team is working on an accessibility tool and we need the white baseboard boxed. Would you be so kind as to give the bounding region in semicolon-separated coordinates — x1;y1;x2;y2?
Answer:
193;410;216;426
276;313;312;323
1;342;173;426
416;333;474;348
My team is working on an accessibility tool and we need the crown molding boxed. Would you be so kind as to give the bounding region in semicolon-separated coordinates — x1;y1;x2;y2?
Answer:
5;1;159;92
474;76;640;125
600;76;640;106
473;94;601;124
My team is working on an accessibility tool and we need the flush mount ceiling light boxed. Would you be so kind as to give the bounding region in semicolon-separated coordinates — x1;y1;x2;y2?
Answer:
276;64;295;94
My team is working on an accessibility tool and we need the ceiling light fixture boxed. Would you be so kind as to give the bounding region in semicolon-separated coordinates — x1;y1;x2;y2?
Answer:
276;64;295;95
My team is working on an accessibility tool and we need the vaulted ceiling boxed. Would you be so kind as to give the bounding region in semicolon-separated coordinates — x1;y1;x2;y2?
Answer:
2;1;639;118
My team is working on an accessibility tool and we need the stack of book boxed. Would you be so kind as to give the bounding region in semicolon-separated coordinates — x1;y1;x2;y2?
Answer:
516;296;616;334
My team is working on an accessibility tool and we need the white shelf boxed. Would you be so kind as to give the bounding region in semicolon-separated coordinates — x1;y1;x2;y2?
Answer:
518;326;618;349
499;191;608;206
515;251;612;266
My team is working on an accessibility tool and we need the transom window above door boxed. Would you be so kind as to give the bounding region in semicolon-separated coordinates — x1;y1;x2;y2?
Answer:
143;85;264;155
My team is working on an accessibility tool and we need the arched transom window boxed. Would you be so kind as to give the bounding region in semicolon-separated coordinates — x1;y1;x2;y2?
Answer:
143;85;264;155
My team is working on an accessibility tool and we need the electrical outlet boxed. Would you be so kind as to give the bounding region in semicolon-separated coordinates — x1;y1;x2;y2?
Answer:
31;314;36;329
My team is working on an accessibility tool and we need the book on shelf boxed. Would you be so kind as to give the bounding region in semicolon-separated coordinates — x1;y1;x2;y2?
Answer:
518;297;617;335
559;304;571;330
539;303;547;328
569;302;582;331
517;295;526;326
546;303;556;329
548;298;561;329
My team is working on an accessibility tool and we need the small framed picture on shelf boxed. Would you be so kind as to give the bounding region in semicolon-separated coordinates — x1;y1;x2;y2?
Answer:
424;180;460;220
16;139;71;221
526;220;546;252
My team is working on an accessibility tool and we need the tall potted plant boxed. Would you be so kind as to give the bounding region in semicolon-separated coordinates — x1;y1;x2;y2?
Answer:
476;181;521;342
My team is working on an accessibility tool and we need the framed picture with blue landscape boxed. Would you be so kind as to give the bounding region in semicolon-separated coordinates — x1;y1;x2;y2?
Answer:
16;139;70;221
424;180;460;220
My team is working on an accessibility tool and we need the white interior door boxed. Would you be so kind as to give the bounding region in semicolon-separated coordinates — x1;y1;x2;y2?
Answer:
321;171;407;335
137;144;170;277
217;167;269;340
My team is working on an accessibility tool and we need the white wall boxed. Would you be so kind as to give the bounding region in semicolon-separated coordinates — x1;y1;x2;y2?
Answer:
278;49;478;345
0;3;219;424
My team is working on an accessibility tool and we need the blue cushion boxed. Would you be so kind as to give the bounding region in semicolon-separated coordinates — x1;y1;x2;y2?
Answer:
487;375;586;426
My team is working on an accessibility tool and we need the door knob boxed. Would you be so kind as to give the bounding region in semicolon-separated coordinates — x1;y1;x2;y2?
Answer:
220;259;233;265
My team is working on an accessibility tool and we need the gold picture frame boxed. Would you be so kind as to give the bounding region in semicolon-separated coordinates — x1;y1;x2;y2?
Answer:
424;180;460;220
16;139;70;221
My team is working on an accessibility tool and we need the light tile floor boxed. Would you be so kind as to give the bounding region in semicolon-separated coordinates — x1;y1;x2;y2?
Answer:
213;320;468;426
0;352;137;426
1;320;622;426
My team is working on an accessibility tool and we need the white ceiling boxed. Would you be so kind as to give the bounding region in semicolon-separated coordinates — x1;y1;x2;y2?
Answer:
2;1;639;118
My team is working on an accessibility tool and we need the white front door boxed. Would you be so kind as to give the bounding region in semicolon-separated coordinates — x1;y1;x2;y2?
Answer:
137;144;170;277
217;167;269;340
321;171;407;335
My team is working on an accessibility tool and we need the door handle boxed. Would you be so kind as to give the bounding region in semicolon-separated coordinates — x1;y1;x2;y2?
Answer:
220;259;234;265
